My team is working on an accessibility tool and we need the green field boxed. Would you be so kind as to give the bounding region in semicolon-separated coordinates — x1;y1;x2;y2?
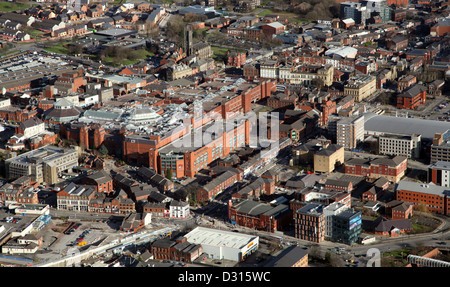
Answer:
44;42;70;54
0;2;32;12
103;49;154;67
28;29;44;37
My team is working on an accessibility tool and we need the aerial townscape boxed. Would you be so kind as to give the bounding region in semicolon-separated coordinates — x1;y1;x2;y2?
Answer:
0;0;448;270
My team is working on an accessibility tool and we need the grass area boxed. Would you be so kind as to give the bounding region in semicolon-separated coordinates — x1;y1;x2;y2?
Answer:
258;9;274;17
0;1;31;12
44;43;70;55
410;223;434;234
258;9;299;17
382;248;411;259
102;49;154;67
28;29;45;38
211;46;229;61
381;246;434;267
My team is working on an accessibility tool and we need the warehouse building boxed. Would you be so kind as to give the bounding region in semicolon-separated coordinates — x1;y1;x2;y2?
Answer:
183;227;259;262
364;113;450;140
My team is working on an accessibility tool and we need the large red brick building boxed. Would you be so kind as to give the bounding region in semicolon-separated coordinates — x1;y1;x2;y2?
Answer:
396;84;427;110
228;199;293;233
395;181;450;215
294;203;325;243
197;170;242;202
227;51;247;67
345;156;407;183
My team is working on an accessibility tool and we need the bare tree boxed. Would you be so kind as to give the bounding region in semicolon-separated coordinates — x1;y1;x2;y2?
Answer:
309;244;322;260
329;252;346;267
142;22;160;38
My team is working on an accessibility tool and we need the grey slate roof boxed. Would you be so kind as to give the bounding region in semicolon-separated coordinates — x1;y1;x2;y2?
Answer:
373;217;412;233
265;245;308;267
233;199;289;218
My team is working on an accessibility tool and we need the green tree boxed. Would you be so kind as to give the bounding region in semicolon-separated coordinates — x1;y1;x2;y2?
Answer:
99;145;109;156
166;168;172;180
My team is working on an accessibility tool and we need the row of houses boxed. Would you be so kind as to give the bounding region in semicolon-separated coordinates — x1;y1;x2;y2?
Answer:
56;181;190;218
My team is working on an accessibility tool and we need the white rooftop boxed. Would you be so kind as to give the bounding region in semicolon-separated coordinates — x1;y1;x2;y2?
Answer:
324;46;358;58
184;227;258;249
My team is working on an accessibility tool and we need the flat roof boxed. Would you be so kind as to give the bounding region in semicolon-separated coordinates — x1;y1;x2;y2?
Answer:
429;160;450;170
364;113;450;139
396;180;450;197
184;227;258;249
94;28;136;37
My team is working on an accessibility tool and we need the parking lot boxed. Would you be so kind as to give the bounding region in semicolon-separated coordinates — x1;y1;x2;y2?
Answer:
34;218;124;262
0;209;22;239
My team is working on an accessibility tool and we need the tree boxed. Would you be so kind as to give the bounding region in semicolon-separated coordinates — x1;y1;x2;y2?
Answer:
183;12;206;23
68;44;83;56
98;144;109;156
142;22;160;38
311;78;324;89
166;15;185;47
166;168;172;180
309;244;322;260
328;252;346;267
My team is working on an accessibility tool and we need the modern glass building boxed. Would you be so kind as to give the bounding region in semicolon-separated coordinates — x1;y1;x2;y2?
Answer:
331;209;362;245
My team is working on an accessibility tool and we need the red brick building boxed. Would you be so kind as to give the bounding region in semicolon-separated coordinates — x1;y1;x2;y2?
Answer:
150;237;203;263
396;181;449;215
345;156;407;183
80;170;114;194
27;132;58;150
396;84;427;110
397;75;417;92
294;203;325;243
228;199;293;233
373;217;413;237
227;51;247;67
386;200;414;220
232;177;275;199
197;170;241;202
266;93;297;110
362;187;378;202
431;20;450;36
386;35;408;52
54;70;85;94
0;107;38;123
324;179;353;192
387;0;408;6
261;22;285;37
